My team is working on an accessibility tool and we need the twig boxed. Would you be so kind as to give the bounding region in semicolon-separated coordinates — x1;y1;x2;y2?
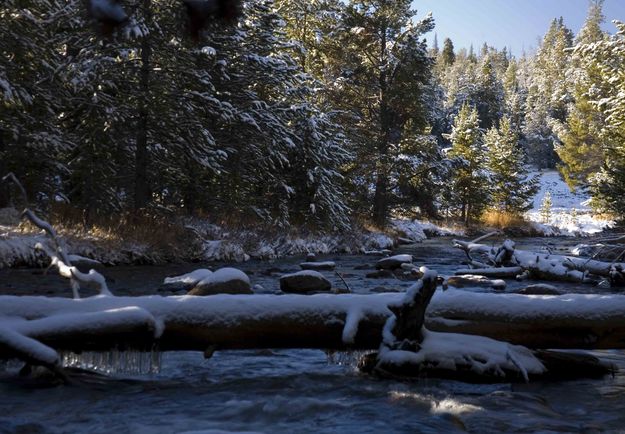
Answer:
470;231;500;245
335;271;351;293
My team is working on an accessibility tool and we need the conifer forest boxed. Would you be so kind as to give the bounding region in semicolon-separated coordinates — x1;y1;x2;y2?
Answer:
2;0;623;232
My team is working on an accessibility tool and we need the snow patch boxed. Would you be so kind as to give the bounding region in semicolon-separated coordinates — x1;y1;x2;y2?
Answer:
526;170;614;235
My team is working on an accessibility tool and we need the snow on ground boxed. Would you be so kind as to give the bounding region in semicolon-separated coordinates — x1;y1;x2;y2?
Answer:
525;170;614;236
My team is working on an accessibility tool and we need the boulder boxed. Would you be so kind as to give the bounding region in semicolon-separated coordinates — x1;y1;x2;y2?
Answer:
376;254;413;270
300;261;336;271
188;267;252;295
279;270;332;294
306;253;317;262
517;284;562;295
160;269;212;292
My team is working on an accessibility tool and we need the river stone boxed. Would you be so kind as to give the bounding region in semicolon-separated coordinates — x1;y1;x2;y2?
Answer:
306;253;317;262
188;267;252;295
280;270;332;294
300;261;336;271
376;254;413;270
445;275;506;290
518;284;562;295
159;269;213;292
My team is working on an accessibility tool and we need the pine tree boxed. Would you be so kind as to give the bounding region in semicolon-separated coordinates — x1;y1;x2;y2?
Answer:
577;21;625;218
475;54;505;129
0;0;71;207
447;103;488;224
485;117;538;213
524;17;573;168
554;0;607;190
442;38;455;67
330;0;434;226
540;191;553;223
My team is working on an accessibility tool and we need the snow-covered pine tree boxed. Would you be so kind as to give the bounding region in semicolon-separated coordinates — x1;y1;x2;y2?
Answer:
524;17;573;168
446;103;488;224
328;0;434;226
554;0;607;190
485;117;538;214
576;21;625;218
474;53;505;129
540;191;553;224
0;0;71;207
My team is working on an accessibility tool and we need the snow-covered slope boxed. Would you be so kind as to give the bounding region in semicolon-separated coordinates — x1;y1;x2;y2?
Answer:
526;170;613;235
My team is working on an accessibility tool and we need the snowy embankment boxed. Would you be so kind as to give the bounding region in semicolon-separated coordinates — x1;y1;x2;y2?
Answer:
0;213;460;268
525;170;614;236
184;218;462;262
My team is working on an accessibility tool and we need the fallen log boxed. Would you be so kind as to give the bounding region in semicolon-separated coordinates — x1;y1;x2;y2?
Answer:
359;268;615;382
2;290;625;358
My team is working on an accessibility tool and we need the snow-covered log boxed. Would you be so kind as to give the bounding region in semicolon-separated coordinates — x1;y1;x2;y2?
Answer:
2;290;625;358
359;268;614;382
427;290;625;349
0;294;394;356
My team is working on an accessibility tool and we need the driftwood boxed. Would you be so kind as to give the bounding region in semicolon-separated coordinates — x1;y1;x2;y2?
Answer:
453;234;625;285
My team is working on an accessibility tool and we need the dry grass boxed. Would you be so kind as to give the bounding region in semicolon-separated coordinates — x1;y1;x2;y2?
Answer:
40;204;199;258
480;210;527;229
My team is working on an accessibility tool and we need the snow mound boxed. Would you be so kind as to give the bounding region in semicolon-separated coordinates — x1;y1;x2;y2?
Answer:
390;219;464;242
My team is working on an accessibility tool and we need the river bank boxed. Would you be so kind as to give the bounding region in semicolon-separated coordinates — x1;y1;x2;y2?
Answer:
0;212;463;269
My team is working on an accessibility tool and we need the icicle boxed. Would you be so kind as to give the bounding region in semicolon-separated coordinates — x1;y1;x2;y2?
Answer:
60;346;162;375
326;350;373;368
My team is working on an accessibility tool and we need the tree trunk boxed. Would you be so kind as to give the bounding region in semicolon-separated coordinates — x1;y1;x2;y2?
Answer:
134;0;152;211
372;26;389;227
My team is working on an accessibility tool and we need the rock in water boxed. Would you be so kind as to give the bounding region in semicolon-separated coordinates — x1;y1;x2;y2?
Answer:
518;284;562;295
280;270;332;294
306;253;317;262
376;254;413;270
160;269;212;292
299;261;336;271
366;270;395;279
188;267;252;295
445;275;506;290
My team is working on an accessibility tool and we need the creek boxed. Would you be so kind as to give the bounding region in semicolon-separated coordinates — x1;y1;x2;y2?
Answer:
1;237;623;433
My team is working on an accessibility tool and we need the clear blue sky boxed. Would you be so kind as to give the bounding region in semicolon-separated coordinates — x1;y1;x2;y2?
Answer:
414;0;625;56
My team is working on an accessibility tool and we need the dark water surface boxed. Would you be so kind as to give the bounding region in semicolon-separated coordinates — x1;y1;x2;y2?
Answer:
1;237;625;433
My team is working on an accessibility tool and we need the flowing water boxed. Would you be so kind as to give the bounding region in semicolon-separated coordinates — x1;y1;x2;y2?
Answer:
1;237;625;433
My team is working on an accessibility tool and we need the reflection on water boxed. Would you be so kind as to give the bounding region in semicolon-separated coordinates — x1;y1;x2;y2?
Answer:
2;238;625;433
